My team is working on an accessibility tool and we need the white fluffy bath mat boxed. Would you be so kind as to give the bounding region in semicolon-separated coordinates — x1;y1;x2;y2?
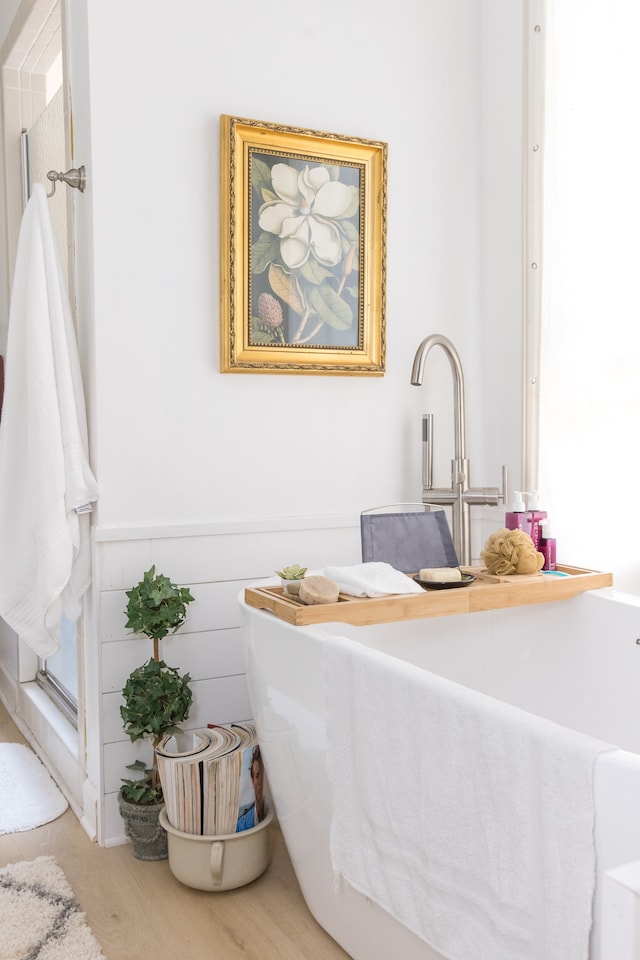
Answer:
0;856;106;960
0;743;68;835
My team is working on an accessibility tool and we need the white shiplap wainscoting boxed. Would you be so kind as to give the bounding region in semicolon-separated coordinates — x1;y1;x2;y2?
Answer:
96;515;362;845
1;509;502;846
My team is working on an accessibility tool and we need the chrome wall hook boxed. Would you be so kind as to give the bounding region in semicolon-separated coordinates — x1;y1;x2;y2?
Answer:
46;165;87;198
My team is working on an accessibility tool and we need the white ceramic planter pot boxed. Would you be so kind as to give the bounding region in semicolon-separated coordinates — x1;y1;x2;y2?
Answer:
159;806;275;891
281;578;303;596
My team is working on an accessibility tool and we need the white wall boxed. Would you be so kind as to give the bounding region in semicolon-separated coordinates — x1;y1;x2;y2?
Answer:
73;0;523;530
2;0;525;843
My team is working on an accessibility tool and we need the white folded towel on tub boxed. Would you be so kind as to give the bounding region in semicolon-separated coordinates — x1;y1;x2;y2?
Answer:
325;635;613;960
323;562;424;597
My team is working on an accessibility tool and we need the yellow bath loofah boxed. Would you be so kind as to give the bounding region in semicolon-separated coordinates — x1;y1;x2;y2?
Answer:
481;527;545;576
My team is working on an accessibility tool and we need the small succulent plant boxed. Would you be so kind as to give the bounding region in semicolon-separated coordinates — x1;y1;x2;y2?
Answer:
276;563;307;580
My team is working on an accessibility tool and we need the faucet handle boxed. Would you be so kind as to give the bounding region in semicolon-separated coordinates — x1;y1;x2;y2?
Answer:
462;465;508;507
421;414;434;490
500;464;509;507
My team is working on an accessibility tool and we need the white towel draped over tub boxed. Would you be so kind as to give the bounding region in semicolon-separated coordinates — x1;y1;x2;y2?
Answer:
325;634;613;960
0;183;98;658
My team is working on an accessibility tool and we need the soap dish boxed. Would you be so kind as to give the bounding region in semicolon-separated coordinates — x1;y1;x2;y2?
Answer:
412;573;476;591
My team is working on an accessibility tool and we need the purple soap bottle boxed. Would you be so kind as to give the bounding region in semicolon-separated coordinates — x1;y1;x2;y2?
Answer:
505;491;527;532
526;490;547;552
539;520;557;571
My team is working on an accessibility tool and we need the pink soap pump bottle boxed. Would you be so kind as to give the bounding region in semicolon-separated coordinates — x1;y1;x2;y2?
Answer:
526;490;547;551
539;519;556;571
505;491;527;531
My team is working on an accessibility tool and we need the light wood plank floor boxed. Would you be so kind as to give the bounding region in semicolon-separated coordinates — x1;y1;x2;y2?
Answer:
0;702;351;960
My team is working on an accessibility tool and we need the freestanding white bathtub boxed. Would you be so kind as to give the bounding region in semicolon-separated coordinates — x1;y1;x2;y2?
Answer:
240;587;640;960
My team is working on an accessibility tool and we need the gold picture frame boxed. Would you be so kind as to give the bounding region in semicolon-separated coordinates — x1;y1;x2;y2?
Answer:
220;115;387;375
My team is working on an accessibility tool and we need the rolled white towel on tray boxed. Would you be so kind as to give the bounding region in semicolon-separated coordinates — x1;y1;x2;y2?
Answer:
322;562;424;597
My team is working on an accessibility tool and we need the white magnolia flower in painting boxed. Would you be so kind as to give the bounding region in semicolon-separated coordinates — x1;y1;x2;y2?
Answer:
258;163;358;270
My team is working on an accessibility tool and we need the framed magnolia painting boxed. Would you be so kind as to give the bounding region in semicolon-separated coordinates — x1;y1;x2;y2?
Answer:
220;115;387;375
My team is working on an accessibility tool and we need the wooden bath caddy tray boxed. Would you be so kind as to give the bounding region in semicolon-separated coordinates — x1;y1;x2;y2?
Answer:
244;565;612;627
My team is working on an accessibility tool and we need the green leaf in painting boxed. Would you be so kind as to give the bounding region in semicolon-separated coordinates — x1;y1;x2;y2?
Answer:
252;157;272;198
340;220;359;244
252;233;279;274
299;259;334;285
308;283;353;331
251;327;278;343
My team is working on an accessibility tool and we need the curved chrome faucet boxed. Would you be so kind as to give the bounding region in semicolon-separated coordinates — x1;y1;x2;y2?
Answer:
411;334;466;461
411;334;508;565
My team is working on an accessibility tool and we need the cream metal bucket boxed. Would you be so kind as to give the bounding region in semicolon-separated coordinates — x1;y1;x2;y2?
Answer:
159;806;275;891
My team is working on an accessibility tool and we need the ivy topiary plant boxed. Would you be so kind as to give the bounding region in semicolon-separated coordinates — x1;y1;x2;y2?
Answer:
119;566;194;808
120;657;193;804
124;565;194;660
